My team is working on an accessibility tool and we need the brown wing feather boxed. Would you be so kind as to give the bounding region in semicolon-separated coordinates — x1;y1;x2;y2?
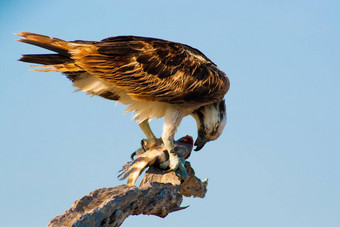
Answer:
70;36;229;106
17;33;229;106
16;32;71;57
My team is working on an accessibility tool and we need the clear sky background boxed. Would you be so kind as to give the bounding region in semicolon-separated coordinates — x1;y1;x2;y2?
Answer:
0;0;339;226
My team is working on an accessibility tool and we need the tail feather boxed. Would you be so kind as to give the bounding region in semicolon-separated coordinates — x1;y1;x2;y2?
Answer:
17;32;120;101
19;54;72;65
29;62;82;72
16;32;84;72
16;32;70;57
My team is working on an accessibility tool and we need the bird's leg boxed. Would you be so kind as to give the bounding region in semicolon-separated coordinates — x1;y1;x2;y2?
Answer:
138;120;162;148
161;108;187;178
132;120;162;160
139;119;156;140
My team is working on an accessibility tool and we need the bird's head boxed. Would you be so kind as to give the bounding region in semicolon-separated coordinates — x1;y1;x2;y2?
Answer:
191;99;227;151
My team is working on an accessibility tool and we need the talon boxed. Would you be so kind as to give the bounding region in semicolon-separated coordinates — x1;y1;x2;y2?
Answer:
123;136;194;186
131;147;145;160
141;139;147;152
130;152;137;160
132;137;163;161
141;138;163;150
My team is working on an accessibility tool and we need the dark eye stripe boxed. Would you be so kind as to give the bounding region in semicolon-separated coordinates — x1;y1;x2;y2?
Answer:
194;108;205;125
219;100;226;112
218;100;226;121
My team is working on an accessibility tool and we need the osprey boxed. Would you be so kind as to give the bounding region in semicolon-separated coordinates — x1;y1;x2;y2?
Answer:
17;32;230;172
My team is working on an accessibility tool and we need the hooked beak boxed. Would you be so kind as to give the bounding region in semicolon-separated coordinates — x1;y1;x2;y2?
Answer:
194;137;207;151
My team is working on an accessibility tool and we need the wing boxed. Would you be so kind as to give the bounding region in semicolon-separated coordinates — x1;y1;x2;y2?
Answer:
17;32;229;106
69;36;230;106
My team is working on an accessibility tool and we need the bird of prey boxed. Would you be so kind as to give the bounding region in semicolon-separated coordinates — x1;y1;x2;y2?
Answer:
17;32;230;174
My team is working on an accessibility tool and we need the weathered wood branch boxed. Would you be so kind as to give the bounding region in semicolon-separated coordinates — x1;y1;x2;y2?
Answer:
48;162;207;227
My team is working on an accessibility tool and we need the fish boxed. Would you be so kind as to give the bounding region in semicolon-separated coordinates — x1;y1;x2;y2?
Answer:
119;135;193;186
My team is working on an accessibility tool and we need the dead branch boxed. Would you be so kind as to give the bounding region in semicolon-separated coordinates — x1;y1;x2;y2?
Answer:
48;162;207;227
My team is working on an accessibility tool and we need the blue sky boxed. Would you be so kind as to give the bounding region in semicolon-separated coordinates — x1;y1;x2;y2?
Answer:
0;0;339;226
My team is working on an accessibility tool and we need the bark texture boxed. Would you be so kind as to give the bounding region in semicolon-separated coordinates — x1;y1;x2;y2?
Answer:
48;162;207;227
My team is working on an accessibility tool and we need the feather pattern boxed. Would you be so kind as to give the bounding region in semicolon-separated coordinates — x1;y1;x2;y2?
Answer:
17;32;229;108
71;36;229;106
